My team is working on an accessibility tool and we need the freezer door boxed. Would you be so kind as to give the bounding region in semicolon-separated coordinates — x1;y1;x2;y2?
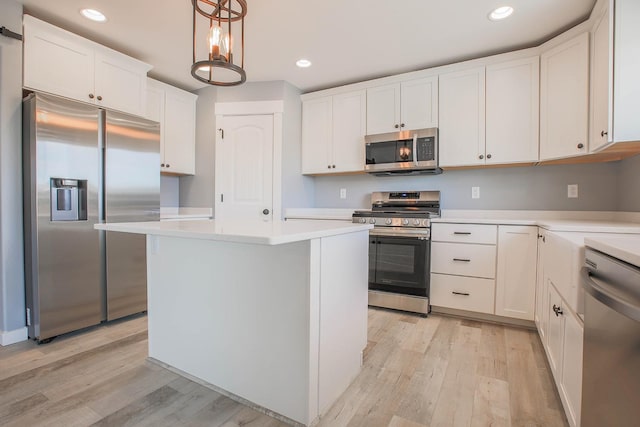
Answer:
23;93;102;340
104;110;160;320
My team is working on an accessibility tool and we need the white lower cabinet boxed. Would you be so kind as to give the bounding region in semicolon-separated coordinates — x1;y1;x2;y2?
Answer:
430;274;495;314
535;230;584;427
495;225;538;320
430;223;497;313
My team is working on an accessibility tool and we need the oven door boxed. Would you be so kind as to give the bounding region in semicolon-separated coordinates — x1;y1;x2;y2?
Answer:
369;229;430;297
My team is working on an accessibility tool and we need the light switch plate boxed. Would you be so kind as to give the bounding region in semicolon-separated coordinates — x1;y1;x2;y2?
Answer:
472;187;480;199
568;184;578;198
340;188;347;199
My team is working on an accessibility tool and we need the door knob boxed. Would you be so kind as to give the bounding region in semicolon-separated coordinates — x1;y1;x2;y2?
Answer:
479;154;484;160
487;154;492;159
97;95;103;101
88;93;95;99
577;143;584;149
263;209;270;215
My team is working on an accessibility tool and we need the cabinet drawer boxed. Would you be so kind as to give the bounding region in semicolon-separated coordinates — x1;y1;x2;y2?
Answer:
431;273;495;314
432;223;497;244
431;242;496;279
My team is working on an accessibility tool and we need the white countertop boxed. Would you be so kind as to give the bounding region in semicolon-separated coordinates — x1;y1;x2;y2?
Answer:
96;219;372;245
432;210;640;234
160;207;213;220
284;208;358;221
585;235;640;268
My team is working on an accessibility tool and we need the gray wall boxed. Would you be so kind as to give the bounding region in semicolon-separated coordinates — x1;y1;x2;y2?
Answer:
179;81;314;215
314;161;623;211
617;154;640;211
0;0;26;338
160;176;180;207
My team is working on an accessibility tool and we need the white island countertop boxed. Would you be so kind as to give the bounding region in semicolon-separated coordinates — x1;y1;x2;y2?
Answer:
95;219;372;245
585;235;640;268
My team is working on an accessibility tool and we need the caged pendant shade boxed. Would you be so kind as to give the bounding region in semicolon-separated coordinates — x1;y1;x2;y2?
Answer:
191;0;247;86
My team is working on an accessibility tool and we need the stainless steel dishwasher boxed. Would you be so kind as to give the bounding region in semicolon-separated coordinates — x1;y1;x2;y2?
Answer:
581;248;640;427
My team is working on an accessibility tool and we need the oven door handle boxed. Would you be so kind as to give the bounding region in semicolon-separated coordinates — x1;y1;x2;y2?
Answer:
412;134;418;166
369;229;430;239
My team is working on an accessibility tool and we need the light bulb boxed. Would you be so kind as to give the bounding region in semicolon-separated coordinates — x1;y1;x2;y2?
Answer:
208;25;226;58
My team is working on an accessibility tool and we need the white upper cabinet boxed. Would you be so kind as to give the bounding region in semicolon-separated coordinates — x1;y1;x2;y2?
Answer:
439;67;486;167
146;79;197;175
366;77;438;135
302;90;365;174
590;0;640;151
540;33;590;160
486;57;539;164
23;15;151;117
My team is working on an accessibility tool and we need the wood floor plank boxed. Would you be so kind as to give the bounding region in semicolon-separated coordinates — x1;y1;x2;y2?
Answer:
470;376;511;427
388;414;429;427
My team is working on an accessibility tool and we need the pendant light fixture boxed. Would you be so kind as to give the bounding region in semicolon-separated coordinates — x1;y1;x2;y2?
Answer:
191;0;247;86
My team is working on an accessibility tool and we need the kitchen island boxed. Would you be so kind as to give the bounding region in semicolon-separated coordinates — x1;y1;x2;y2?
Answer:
95;219;371;426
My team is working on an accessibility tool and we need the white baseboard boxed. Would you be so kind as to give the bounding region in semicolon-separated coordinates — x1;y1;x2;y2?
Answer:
0;327;28;346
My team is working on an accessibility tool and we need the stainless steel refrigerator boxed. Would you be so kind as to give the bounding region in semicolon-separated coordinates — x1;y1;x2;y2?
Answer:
23;92;160;342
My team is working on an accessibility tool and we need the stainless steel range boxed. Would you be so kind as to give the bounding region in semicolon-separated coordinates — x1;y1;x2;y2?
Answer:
352;191;440;315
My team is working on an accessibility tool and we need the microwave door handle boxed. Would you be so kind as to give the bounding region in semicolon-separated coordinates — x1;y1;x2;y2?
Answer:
413;134;418;165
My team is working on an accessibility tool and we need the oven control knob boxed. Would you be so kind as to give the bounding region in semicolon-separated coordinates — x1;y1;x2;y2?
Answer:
422;219;430;226
385;219;392;225
359;218;366;224
413;219;421;226
402;219;409;225
369;218;376;224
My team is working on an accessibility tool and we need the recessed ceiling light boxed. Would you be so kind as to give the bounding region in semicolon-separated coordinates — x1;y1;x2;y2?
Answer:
488;6;514;21
80;8;107;23
296;59;312;68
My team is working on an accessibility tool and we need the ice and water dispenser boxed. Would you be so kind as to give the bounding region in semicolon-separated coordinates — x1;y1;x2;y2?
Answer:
50;178;88;221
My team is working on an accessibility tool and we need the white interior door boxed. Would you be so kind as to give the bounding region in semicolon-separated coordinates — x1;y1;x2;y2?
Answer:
216;114;274;221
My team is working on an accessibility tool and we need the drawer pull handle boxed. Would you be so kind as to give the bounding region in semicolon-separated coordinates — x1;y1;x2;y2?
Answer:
452;291;470;296
453;232;471;235
453;258;471;262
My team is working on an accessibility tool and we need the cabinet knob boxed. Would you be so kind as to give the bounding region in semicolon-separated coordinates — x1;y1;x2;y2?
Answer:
577;143;584;149
479;154;484;160
394;124;399;129
166;164;170;168
161;163;165;167
332;165;336;168
487;154;492;159
327;165;331;169
601;130;608;137
263;209;270;215
88;93;95;99
400;123;405;128
553;304;563;317
97;95;103;101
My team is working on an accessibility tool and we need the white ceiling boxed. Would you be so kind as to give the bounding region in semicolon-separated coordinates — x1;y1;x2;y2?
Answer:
18;0;596;93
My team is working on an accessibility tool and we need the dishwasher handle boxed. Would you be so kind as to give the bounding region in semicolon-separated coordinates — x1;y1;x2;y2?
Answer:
581;267;640;322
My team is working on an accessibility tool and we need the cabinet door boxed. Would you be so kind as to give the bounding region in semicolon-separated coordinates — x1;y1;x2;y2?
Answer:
163;86;197;175
590;6;612;151
23;15;95;104
495;226;538;320
439;67;486;167
366;84;400;135
486;57;539;164
146;80;165;170
400;77;438;130
94;50;148;117
332;91;366;173
540;33;590;160
561;310;583;427
535;231;547;336
302;97;333;174
546;284;565;378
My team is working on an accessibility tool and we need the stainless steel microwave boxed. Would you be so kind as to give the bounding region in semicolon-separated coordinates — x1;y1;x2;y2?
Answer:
364;128;441;175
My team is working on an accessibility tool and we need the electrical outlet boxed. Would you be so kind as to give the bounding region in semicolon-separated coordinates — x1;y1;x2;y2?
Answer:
340;188;347;199
472;187;480;199
568;184;578;198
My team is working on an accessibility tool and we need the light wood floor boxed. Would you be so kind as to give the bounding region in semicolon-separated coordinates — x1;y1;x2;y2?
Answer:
0;309;567;427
